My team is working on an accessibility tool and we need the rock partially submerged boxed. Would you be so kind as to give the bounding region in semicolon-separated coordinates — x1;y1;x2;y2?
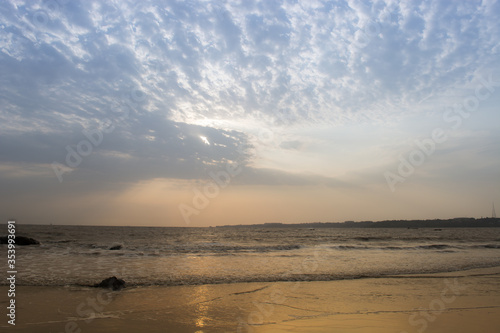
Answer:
94;276;125;291
109;244;122;250
0;236;40;245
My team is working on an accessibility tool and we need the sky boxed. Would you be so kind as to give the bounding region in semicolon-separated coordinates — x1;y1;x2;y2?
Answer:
0;0;499;227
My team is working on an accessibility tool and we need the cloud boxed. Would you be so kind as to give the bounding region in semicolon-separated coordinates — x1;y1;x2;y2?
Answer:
0;117;251;184
0;0;499;226
0;0;499;190
234;166;354;189
2;0;499;128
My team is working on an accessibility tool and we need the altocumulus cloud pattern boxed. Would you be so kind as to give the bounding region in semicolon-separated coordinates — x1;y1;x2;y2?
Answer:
0;0;500;225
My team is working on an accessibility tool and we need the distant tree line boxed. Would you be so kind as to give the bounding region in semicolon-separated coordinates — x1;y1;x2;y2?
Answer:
218;217;500;228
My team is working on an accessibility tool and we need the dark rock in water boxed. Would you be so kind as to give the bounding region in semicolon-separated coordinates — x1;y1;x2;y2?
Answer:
16;236;40;245
0;236;40;245
94;276;125;291
109;245;122;250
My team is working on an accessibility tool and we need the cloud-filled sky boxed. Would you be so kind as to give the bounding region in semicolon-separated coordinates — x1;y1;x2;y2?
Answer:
1;0;499;226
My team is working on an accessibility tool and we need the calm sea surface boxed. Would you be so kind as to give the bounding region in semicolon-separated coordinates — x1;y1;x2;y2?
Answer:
2;225;500;287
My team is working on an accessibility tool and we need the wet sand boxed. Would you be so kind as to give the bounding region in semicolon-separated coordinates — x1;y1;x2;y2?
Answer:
1;266;499;332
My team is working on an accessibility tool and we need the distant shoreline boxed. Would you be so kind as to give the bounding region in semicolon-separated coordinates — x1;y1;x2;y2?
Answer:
10;217;500;228
218;217;500;228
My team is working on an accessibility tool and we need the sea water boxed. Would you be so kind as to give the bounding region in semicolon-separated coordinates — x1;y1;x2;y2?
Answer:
2;225;500;287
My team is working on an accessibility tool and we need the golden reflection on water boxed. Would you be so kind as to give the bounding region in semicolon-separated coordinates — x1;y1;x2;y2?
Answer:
191;255;218;333
194;284;210;332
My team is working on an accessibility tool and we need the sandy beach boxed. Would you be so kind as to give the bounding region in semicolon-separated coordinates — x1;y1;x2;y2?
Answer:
1;266;499;333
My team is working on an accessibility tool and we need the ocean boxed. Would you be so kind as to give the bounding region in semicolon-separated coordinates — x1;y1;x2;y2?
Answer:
2;225;500;287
